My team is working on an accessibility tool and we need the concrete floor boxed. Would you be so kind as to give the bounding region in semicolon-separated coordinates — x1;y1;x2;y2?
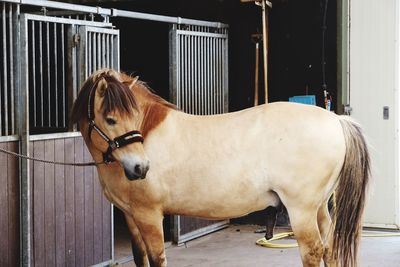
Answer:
115;225;400;267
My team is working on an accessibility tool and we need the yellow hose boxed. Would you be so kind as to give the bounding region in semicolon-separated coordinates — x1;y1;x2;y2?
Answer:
256;232;298;248
256;231;400;249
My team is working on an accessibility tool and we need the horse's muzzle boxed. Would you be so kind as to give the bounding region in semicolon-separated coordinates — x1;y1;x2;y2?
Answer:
123;161;150;181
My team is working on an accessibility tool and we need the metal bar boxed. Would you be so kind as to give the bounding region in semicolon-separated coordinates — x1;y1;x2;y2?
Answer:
72;25;78;104
66;25;75;131
104;33;108;68
30;21;36;127
177;32;180;108
3;2;8;134
78;26;87;90
223;37;229;113
219;38;223;114
46;21;51;126
111;203;115;262
19;13;32;267
111;9;228;28
93;32;97;71
215;37;220;114
110;33;113;69
29;131;81;141
88;31;92;76
1;0;20;4
114;31;120;71
61;22;65;127
168;24;178;106
205;35;209;115
199;36;203;115
0;135;19;143
54;22;58;127
220;38;224;114
20;0;111;16
206;36;210;115
184;35;188;112
108;34;112;68
190;34;193;114
194;35;198;114
9;3;14;134
39;21;43;126
12;3;20;135
176;30;227;39
201;36;205;115
102;33;105;68
211;37;216;115
97;32;101;70
185;34;189;111
22;14;112;28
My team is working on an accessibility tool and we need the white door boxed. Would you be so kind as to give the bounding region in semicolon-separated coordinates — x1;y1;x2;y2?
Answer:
348;0;400;228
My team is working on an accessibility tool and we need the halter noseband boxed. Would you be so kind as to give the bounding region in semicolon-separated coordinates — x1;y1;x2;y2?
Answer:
87;74;144;164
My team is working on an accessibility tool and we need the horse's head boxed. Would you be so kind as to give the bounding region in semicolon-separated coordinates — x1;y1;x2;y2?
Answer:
71;69;149;181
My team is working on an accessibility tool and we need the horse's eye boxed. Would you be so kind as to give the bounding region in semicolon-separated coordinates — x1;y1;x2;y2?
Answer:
106;118;116;125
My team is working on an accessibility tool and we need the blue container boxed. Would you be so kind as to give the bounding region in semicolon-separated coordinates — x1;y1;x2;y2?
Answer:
288;95;316;105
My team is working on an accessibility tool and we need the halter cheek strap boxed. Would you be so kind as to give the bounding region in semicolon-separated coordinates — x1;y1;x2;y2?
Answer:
87;75;144;164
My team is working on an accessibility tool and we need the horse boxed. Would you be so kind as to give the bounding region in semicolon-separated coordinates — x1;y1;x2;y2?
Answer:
70;69;370;267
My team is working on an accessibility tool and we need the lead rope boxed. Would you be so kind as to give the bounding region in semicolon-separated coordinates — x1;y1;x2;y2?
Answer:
0;147;104;166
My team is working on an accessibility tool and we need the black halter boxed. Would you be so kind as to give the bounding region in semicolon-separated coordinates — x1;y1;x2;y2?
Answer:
87;75;144;164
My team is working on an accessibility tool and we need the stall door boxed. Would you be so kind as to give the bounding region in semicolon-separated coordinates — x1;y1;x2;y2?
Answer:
348;0;400;228
169;24;230;244
20;13;118;266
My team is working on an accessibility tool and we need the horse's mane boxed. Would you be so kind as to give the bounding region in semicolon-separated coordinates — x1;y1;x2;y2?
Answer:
70;69;177;127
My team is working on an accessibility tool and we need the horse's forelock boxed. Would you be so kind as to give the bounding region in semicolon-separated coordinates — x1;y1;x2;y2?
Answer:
99;75;138;117
70;70;138;126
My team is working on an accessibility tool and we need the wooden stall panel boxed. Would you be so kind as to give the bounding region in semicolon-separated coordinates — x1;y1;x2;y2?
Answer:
31;136;112;267
0;141;19;267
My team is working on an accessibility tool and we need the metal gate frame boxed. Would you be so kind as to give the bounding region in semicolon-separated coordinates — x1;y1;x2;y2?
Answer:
19;12;117;267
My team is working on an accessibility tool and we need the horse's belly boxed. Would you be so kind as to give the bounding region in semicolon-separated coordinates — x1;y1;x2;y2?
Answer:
165;180;279;220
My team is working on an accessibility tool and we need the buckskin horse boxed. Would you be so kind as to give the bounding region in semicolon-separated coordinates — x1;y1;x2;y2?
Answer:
70;69;370;267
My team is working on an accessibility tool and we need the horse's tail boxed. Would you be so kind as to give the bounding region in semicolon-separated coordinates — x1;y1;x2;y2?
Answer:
332;116;370;267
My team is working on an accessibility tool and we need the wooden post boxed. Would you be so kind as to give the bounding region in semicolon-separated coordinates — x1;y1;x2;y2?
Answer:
241;0;272;103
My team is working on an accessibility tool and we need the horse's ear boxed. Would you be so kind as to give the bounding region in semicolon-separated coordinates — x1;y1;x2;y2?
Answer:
97;77;108;95
129;76;139;88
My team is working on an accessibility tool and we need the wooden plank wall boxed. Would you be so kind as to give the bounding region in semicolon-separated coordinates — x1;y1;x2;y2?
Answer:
31;136;112;267
0;141;20;267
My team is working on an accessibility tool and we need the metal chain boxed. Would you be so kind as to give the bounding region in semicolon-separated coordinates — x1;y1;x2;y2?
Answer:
0;147;104;166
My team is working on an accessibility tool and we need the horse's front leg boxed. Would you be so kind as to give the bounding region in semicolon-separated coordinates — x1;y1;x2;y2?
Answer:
124;214;150;267
133;209;166;267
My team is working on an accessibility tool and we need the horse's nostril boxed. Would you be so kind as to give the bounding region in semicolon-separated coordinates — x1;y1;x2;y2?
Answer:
134;164;141;174
133;163;149;179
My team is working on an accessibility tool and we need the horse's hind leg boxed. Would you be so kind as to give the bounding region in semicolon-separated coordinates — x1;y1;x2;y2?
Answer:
287;206;324;267
125;214;150;267
265;206;278;240
317;202;337;267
